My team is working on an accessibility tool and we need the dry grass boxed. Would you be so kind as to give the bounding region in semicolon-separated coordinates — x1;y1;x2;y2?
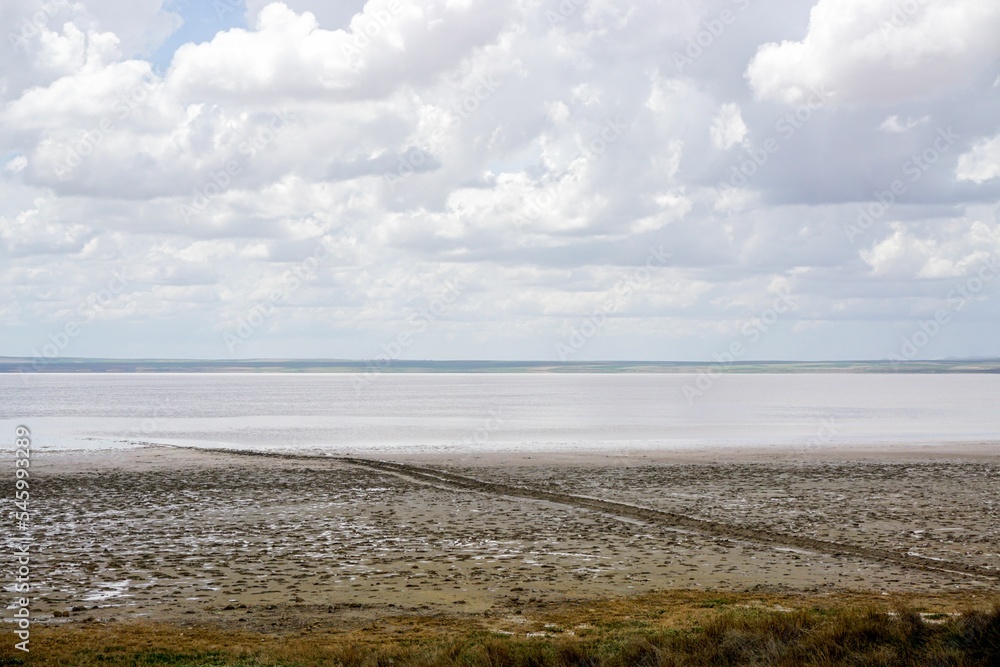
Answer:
3;591;998;666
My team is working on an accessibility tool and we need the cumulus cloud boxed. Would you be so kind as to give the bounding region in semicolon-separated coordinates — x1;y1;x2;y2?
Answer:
746;0;1000;105
167;0;515;103
956;134;1000;184
0;0;180;104
861;221;1000;279
244;0;368;30
710;103;747;150
1;0;999;360
5;156;27;174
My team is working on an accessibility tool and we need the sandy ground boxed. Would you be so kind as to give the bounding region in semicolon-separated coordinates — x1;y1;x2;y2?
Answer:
7;444;999;632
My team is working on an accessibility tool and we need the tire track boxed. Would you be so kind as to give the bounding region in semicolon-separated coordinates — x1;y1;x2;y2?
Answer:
164;446;1000;583
330;456;1000;583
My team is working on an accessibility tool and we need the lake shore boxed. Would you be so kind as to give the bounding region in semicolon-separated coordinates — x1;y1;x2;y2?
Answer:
12;444;998;624
6;443;1000;664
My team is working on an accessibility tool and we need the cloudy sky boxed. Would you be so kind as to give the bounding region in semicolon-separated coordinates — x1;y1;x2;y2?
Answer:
2;0;1000;361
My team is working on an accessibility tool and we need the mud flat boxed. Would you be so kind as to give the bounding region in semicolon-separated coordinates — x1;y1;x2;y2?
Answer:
3;442;995;638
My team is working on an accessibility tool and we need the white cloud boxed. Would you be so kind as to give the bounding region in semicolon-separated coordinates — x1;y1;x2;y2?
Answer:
72;0;182;58
0;0;180;106
955;133;1000;184
746;0;1000;105
545;100;570;124
2;0;999;360
5;156;27;173
861;221;1000;279
878;114;929;133
709;103;747;150
630;191;692;233
0;201;96;257
167;1;515;103
245;0;368;30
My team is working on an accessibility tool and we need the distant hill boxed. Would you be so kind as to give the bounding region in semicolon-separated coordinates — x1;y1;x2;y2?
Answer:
2;358;1000;373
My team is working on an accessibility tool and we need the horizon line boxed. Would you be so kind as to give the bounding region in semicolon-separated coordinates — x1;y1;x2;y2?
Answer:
3;357;1000;365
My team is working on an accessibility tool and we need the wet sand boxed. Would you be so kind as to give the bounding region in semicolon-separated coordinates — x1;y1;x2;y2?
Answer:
13;444;1000;632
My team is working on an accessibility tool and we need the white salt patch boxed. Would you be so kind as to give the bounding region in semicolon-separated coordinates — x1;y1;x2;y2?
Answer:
83;580;130;602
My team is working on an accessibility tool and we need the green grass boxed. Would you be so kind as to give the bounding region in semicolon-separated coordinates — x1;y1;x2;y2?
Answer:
6;603;1000;666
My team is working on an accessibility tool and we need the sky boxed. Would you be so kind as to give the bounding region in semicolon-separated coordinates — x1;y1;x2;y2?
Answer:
1;0;1000;362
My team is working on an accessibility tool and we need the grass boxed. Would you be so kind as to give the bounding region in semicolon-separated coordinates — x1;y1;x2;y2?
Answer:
3;592;999;666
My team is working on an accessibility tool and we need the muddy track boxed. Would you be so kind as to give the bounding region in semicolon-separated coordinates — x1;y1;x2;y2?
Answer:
170;446;1000;583
331;457;1000;583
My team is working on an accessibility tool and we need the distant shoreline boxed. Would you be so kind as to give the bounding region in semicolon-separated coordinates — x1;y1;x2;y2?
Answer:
2;358;1000;373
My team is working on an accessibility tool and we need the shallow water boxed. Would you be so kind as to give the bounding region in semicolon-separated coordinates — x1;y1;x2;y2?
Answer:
1;372;998;453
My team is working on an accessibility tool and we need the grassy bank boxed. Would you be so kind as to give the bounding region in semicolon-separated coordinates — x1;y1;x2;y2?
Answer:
3;592;998;666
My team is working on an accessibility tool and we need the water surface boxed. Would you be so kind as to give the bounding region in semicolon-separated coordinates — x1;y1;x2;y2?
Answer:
1;373;998;454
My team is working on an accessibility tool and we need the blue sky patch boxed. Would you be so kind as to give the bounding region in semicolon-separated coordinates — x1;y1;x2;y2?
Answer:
148;0;248;73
